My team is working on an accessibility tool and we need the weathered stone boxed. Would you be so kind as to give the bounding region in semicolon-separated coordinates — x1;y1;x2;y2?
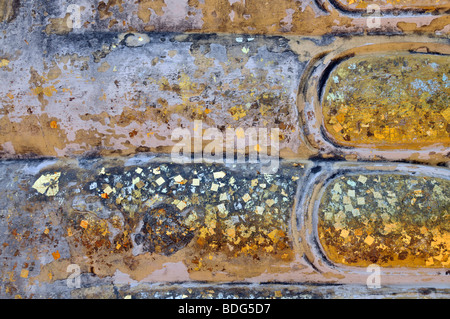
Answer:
299;42;450;165
0;157;307;298
137;204;195;256
332;0;450;13
322;53;450;149
32;0;450;35
318;173;450;267
1;0;449;301
0;32;307;159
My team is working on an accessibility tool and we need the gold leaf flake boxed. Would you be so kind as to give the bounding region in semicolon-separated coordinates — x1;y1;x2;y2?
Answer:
333;183;342;193
333;123;343;132
45;184;59;196
420;226;428;235
352;208;360;217
226;228;235;238
268;229;282;242
174;175;184;183
364;235;374;245
0;59;9;67
155;177;165;185
401;232;411;245
177;201;187;211
340;229;349;238
242;193;251;202
266;184;277;193
32;172;61;196
210;183;219;192
213;171;226;179
136;181;145;189
217;204;228;217
373;191;382;199
357;197;365;205
433;185;442;194
266;199;275;207
20;269;28;278
80;220;88;229
387;197;397;205
358;175;367;184
52;251;60;260
343;196;351;205
441;108;450;122
103;185;113;195
426;257;434;266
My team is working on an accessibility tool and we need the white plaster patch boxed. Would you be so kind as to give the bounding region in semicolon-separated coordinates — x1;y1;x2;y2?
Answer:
141;262;190;282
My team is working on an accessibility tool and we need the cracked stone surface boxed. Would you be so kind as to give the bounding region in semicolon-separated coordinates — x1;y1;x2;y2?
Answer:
0;0;448;299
